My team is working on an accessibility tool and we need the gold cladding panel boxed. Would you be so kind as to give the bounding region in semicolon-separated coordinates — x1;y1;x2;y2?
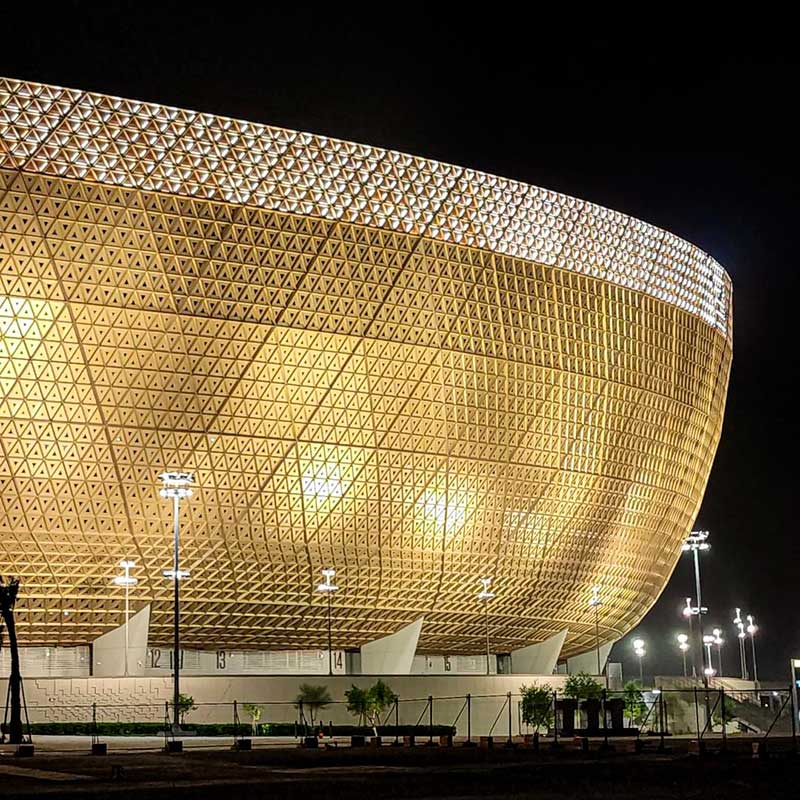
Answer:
0;167;731;657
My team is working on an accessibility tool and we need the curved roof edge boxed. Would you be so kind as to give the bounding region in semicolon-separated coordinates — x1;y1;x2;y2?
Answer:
0;77;732;336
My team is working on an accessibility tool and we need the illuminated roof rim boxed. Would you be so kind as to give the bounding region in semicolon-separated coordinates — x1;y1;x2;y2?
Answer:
0;77;731;336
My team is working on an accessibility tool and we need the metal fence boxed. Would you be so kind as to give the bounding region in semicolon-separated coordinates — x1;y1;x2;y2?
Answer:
3;685;797;755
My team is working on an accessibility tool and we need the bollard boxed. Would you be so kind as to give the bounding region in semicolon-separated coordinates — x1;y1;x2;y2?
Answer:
689;739;705;757
111;764;125;781
16;744;35;757
369;735;382;748
91;742;108;756
403;734;415;747
752;741;768;759
439;733;453;748
165;740;183;753
235;738;252;751
304;735;319;748
350;735;366;747
480;735;494;749
573;736;589;753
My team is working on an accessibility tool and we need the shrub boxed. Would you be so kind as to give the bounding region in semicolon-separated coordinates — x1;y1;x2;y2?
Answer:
563;672;603;701
623;681;647;725
295;684;332;727
520;684;554;732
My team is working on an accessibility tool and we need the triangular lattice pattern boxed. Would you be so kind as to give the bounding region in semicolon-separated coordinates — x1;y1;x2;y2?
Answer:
0;80;732;657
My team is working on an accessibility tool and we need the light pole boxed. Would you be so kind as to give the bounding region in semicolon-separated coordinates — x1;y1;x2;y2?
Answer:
677;633;690;677
682;531;710;677
712;628;724;677
589;585;604;682
316;568;339;675
733;608;748;680
112;560;138;677
633;638;646;685
747;614;759;684
158;471;194;734
702;635;716;679
477;577;495;675
682;597;697;677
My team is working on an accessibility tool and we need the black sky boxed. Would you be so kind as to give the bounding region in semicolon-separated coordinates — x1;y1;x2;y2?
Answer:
2;7;797;680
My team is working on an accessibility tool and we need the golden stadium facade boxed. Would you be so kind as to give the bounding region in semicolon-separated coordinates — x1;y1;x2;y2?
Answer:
0;78;732;660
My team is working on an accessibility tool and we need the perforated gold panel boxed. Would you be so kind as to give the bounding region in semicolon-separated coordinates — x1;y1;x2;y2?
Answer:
0;79;732;657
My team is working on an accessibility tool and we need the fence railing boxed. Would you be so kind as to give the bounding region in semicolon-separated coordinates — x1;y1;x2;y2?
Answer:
2;685;797;755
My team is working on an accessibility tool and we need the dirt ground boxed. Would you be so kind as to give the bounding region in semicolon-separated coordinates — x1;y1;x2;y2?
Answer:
0;740;797;799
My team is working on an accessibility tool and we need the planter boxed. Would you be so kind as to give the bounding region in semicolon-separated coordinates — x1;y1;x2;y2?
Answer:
369;736;382;747
165;740;183;753
350;735;366;747
479;735;493;749
438;733;453;748
403;735;415;747
91;742;107;756
235;738;252;751
303;736;319;748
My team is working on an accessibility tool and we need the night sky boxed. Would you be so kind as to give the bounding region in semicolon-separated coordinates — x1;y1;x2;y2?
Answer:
2;8;797;680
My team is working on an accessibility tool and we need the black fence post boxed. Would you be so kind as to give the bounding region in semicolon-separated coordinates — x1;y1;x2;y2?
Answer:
507;692;513;745
720;688;727;752
467;693;472;744
693;687;701;740
428;695;434;745
791;683;798;756
552;690;559;747
658;688;665;752
394;698;400;745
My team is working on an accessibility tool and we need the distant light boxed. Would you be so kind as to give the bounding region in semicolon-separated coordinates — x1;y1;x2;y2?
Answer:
632;638;645;649
677;633;689;644
589;586;602;608
704;667;716;677
159;471;194;499
478;577;495;602
316;568;339;594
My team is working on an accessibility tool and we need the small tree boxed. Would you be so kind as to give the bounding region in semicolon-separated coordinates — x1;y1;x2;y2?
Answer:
712;694;737;726
345;684;370;726
623;681;647;726
243;703;263;735
296;683;332;727
169;693;196;725
367;679;398;728
345;680;398;735
520;684;554;733
563;671;603;701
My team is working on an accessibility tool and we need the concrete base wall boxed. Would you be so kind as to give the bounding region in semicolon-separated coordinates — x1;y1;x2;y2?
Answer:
3;673;568;737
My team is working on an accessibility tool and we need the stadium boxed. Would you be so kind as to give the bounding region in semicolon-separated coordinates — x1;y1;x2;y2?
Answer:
0;78;732;674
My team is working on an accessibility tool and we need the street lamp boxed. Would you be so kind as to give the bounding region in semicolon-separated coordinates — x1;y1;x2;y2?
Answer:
588;585;604;681
733;608;748;680
702;634;716;678
712;628;724;677
158;471;194;734
682;531;710;677
633;638;646;684
316;568;339;675
477;577;495;675
746;614;759;684
677;633;690;677
681;597;697;677
112;560;138;677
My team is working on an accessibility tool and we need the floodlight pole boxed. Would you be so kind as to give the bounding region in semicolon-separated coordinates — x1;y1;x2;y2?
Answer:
734;608;748;680
682;531;709;679
747;615;759;685
589;586;605;685
316;569;339;676
159;472;194;734
113;561;138;677
478;578;495;676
